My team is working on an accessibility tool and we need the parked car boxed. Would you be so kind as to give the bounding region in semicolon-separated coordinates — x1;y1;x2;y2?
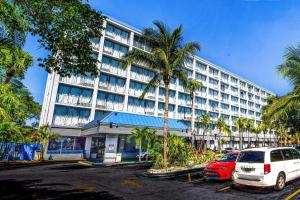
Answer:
136;152;150;160
234;147;300;191
204;151;240;180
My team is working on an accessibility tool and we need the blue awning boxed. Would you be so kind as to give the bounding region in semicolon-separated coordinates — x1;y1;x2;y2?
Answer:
83;112;189;131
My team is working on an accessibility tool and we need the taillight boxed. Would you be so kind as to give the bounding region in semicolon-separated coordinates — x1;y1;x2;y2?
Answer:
264;164;271;174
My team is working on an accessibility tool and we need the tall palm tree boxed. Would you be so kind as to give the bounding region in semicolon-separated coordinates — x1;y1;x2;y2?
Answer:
215;117;231;150
122;21;200;168
234;117;246;150
245;119;255;148
195;113;211;151
184;78;203;146
127;127;150;162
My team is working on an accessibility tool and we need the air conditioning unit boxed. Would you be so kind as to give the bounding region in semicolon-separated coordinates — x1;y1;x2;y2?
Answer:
145;111;155;115
99;85;109;90
158;97;164;101
101;68;110;72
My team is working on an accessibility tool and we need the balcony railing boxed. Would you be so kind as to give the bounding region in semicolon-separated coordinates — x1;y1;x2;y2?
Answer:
101;63;127;77
96;101;124;111
98;83;125;93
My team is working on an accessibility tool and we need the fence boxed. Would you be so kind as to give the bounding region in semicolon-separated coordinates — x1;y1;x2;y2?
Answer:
0;142;41;161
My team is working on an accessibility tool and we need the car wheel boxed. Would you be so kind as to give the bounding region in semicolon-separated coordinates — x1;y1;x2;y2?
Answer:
274;173;285;191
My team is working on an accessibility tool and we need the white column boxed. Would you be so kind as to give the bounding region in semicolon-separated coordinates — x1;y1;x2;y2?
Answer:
46;73;60;126
123;31;134;111
90;20;107;120
84;137;92;159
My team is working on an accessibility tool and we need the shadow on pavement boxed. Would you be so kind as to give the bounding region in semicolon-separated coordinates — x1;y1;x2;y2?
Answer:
0;179;124;200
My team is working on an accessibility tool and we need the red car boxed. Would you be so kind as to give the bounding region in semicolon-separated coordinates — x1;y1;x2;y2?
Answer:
204;151;240;180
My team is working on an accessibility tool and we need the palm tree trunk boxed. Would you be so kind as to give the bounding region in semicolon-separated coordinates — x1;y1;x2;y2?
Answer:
139;143;142;162
248;130;250;148
263;133;265;147
218;133;221;151
239;132;242;150
4;68;15;84
191;95;195;148
163;81;170;169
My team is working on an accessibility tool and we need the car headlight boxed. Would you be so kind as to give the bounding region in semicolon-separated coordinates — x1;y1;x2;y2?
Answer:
218;166;228;170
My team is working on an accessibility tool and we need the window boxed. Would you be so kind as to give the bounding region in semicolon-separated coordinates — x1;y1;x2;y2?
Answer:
217;154;238;162
209;89;218;96
240;81;246;87
209;100;218;108
196;73;206;81
231;77;238;84
231;86;238;93
196;97;206;104
271;150;284;162
237;151;265;163
282;149;293;160
209;78;218;85
209;67;219;75
48;137;86;154
231;106;238;112
221;72;229;80
291;149;300;159
221;93;229;100
241;108;247;114
196;61;206;71
240;99;247;104
231;96;238;102
221;103;229;109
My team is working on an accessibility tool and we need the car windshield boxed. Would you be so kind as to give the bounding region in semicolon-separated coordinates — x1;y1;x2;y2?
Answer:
216;154;237;162
237;151;265;163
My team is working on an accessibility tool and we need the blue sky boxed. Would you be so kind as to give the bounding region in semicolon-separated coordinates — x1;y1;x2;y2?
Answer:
23;0;300;104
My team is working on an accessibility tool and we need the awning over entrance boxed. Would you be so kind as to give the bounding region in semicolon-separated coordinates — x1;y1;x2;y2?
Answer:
82;112;190;137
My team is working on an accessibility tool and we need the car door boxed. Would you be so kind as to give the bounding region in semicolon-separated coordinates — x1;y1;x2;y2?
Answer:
281;149;298;181
270;149;285;178
290;149;300;179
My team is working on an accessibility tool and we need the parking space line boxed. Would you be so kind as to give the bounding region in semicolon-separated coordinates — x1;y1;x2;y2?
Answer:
284;188;300;200
218;185;231;192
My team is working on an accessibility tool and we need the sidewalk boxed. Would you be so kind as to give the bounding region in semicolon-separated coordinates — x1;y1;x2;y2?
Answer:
78;160;152;168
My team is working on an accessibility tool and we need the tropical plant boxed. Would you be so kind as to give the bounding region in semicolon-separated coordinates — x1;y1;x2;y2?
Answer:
245;119;255;148
234;117;246;150
144;128;157;161
215;117;231;150
122;21;200;168
257;122;269;147
30;125;59;160
0;44;33;83
184;78;203;146
195;113;211;151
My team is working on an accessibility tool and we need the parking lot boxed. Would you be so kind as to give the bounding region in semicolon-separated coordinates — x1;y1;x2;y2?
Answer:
0;163;299;200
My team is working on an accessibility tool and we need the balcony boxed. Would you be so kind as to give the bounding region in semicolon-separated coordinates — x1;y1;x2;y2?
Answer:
101;63;127;77
157;110;176;118
96;101;124;111
130;72;153;83
178;99;192;107
60;76;94;88
178;113;192;120
105;26;129;45
98;83;125;94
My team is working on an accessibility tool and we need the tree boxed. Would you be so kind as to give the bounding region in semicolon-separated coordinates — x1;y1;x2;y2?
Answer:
0;44;33;83
183;78;203;146
144;128;157;161
215;117;231;151
234;117;246;150
245;119;255;148
122;21;200;168
30;125;59;160
195;113;211;151
1;0;106;77
257;122;269;147
127;127;150;162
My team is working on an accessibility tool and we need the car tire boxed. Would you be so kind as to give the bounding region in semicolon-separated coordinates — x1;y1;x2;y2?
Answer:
274;173;285;191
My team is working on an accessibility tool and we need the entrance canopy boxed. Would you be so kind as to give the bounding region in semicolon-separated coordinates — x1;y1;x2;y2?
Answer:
82;112;190;137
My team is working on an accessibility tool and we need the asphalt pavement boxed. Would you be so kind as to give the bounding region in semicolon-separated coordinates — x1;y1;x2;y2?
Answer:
0;163;299;200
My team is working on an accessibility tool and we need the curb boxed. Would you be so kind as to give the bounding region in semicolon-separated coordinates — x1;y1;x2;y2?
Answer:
0;160;83;170
143;167;204;178
91;161;153;168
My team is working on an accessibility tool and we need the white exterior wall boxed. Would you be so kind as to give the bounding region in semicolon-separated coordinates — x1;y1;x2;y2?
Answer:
40;16;276;148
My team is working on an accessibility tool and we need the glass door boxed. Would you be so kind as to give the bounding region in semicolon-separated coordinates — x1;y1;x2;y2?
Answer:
90;135;106;161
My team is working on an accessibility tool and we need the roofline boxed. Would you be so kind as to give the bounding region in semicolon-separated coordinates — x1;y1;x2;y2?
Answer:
104;14;275;96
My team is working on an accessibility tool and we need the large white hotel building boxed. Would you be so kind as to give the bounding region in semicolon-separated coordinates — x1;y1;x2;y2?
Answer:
40;17;275;161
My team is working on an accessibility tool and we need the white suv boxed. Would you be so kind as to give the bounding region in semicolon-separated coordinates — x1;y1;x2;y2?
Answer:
233;147;300;190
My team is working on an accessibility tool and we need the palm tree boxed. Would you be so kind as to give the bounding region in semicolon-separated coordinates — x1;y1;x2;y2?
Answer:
215;117;231;150
122;21;200;168
144;128;157;161
184;78;203;146
30;125;59;161
234;117;247;150
0;45;33;84
127;127;150;162
195;113;211;151
257;122;269;147
245;119;255;148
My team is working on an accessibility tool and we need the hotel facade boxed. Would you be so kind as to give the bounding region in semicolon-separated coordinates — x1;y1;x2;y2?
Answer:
40;17;275;162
